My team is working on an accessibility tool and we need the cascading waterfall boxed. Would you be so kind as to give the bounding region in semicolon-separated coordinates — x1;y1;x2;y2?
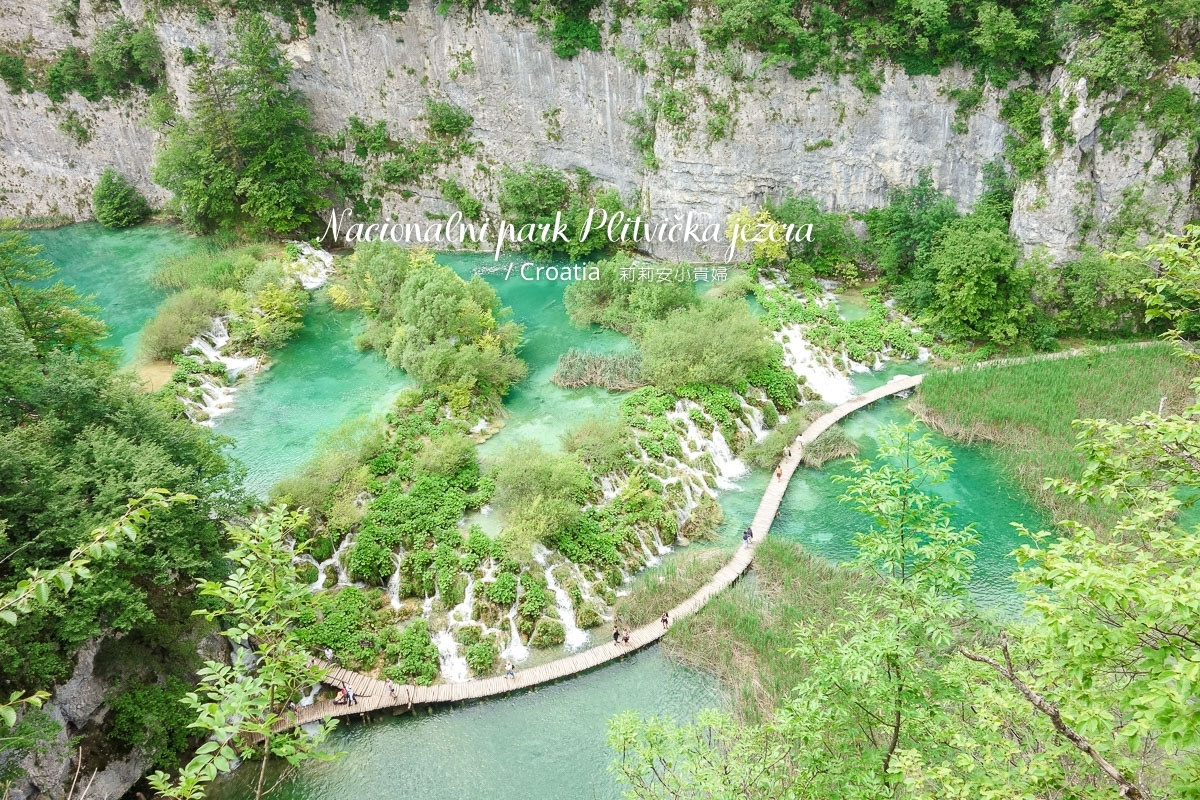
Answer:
774;325;856;404
532;546;589;651
433;630;471;683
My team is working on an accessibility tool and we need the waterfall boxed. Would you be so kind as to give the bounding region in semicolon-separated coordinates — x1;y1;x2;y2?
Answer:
433;630;471;683
500;606;530;663
386;554;402;609
774;325;855;404
287;242;335;290
532;546;589;651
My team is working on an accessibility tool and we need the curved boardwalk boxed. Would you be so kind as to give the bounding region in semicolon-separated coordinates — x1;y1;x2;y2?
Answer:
284;374;924;730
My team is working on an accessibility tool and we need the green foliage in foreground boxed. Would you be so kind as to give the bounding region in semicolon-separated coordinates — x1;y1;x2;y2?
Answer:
92;168;151;228
614;389;1200;798
0;230;239;697
915;344;1199;530
149;508;336;800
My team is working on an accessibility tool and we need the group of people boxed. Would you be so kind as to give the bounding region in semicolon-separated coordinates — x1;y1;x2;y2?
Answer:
742;525;754;546
612;624;632;645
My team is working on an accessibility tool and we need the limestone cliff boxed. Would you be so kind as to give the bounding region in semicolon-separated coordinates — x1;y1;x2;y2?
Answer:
0;1;1194;258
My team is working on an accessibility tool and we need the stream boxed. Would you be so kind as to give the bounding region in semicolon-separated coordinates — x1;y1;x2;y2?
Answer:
35;225;1044;800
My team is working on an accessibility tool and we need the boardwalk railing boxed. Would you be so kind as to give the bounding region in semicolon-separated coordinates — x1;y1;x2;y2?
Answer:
282;374;925;730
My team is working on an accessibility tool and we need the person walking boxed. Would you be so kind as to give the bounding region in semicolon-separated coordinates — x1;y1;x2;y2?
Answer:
347;686;357;706
622;627;631;646
660;611;670;630
743;526;753;547
776;466;783;479
505;661;515;679
324;647;333;663
612;624;621;645
785;447;792;459
386;678;397;699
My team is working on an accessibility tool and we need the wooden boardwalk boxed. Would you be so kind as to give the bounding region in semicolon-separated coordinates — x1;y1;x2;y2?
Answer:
283;374;925;730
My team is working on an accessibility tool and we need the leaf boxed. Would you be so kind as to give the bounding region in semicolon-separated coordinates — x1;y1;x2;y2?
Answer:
0;704;16;727
0;610;17;626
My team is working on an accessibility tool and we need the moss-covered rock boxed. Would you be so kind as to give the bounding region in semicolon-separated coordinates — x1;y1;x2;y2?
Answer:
529;618;566;648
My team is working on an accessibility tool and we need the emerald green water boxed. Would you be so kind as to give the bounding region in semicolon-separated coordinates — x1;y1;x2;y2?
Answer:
42;225;1046;799
211;298;413;497
29;223;199;362
440;254;634;456
207;647;723;800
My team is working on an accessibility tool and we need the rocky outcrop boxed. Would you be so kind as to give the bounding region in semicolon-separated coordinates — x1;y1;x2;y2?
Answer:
0;2;1194;255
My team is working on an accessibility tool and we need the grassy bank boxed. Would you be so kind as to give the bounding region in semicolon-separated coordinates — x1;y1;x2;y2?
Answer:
913;343;1199;527
661;538;871;724
614;548;730;629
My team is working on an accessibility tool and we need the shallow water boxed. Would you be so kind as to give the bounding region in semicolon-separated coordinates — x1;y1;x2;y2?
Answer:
206;646;724;800
29;222;198;361
211;298;413;497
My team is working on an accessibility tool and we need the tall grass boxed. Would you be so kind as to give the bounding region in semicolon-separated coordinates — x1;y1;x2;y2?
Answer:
138;287;225;361
552;349;645;390
152;243;276;291
914;344;1199;528
662;538;873;723
614;548;729;628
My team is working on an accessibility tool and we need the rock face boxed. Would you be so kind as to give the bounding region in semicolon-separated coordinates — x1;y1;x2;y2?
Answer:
1;2;1194;257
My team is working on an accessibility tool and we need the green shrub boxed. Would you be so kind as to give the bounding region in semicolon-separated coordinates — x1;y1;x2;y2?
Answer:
43;47;98;102
386;619;440;685
484;572;518;605
92;168;151;228
139;287;225;360
0;52;31;93
426;99;474;138
107;677;193;771
465;639;498;674
529;617;566;648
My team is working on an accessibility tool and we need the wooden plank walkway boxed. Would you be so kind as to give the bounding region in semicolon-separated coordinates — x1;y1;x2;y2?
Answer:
281;374;925;731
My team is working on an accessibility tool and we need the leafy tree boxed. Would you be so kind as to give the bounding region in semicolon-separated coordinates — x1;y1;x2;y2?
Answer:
334;243;526;407
387;618;440;685
563;252;697;334
638;297;773;390
498;164;629;260
1137;224;1200;343
89;17;164;97
864;171;960;289
0;225;106;357
149;507;337;800
92;168;151;228
153;14;328;235
928;214;1033;346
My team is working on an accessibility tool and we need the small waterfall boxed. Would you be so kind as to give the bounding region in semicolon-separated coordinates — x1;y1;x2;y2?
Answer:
433;630;471;683
532;546;589;651
708;427;748;487
287;242;335;290
740;401;768;442
386;554;402;609
500;606;530;663
774;325;855;404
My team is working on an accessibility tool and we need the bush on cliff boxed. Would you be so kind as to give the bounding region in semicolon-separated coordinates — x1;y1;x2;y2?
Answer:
92;168;151;228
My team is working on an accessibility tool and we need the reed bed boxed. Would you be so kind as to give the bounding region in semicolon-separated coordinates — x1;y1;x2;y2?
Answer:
613;548;729;629
662;538;872;724
914;343;1198;528
551;348;645;391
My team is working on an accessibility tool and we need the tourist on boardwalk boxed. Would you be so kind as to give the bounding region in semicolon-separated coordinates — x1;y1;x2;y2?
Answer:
785;447;792;458
334;686;348;705
386;678;397;699
622;627;631;646
661;611;670;629
743;526;753;546
324;647;333;663
776;466;783;479
505;661;515;679
612;624;621;645
347;686;357;706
